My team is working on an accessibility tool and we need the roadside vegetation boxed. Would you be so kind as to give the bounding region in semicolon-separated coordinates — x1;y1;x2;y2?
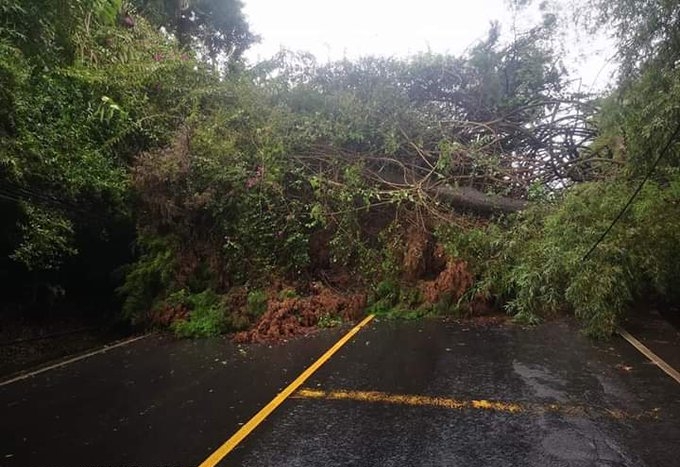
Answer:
2;0;680;341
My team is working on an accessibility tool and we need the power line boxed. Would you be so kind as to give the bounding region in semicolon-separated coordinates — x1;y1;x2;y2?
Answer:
582;120;680;261
0;182;121;224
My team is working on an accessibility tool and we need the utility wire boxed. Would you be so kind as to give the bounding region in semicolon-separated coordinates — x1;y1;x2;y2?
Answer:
582;120;680;261
0;183;119;224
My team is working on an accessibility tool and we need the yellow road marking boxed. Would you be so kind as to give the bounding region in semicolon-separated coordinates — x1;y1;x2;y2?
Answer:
198;314;375;467
295;388;522;413
295;388;524;414
293;387;658;420
618;328;680;385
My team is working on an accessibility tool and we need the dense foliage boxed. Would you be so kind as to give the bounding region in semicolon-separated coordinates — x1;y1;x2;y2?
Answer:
0;0;228;316
2;0;679;338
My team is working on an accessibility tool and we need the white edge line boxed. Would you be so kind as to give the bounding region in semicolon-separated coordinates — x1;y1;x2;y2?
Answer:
618;327;680;385
0;334;151;387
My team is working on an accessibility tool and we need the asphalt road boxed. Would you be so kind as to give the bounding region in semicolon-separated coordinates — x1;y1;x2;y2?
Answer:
2;317;679;467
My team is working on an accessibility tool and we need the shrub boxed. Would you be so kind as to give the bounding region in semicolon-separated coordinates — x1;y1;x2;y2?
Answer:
317;313;343;328
439;174;680;336
117;236;175;324
246;289;268;317
366;280;430;320
171;289;227;338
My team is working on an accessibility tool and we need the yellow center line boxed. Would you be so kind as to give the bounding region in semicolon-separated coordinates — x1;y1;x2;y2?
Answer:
293;387;657;420
197;314;375;467
294;388;523;414
294;388;521;413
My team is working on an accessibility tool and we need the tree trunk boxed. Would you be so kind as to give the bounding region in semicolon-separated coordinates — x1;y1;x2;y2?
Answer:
374;167;528;215
432;185;528;215
176;0;190;47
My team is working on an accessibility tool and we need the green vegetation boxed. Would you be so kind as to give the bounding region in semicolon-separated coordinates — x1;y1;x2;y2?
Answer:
2;0;680;339
170;289;226;338
246;289;268;318
367;281;429;321
317;313;343;328
437;175;680;335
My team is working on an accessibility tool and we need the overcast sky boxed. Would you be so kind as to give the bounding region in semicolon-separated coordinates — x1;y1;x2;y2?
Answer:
242;0;616;92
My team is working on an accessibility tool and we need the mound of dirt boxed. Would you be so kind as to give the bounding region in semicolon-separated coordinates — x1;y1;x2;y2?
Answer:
233;286;366;343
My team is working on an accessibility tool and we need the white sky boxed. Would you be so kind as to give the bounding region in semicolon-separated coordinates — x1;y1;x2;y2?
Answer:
242;0;617;92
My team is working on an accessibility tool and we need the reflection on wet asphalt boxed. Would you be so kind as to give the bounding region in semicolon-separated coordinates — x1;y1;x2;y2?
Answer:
0;330;345;467
228;318;680;467
1;318;679;467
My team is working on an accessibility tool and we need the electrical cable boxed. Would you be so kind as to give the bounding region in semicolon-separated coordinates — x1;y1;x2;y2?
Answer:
0;183;119;224
582;120;680;261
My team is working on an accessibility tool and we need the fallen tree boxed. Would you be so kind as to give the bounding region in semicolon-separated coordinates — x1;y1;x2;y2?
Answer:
121;23;628;338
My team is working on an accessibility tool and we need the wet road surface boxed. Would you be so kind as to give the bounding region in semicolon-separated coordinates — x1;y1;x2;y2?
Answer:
0;330;346;467
227;318;680;467
2;317;680;466
624;307;680;373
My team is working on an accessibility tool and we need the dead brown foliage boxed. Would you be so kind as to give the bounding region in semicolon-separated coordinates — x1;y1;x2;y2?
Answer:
233;286;366;343
148;305;188;327
403;226;429;281
420;260;474;304
398;223;447;282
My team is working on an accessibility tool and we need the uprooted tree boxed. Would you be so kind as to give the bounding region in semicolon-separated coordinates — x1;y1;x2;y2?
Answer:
120;22;619;339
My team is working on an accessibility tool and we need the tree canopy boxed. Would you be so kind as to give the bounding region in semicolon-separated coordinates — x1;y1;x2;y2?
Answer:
132;0;258;66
